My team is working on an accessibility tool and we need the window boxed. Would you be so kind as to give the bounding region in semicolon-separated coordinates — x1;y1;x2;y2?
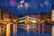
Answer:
1;10;3;19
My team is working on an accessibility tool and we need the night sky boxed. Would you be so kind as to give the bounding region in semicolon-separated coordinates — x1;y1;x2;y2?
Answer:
0;0;54;16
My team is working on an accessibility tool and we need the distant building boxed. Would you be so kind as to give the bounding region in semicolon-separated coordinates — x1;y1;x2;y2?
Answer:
51;5;54;36
0;8;17;22
52;5;54;20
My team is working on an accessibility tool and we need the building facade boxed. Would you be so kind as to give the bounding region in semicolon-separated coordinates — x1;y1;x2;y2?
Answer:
0;8;17;23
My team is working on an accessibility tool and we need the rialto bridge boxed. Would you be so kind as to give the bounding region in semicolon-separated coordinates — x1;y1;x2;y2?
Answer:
0;16;54;36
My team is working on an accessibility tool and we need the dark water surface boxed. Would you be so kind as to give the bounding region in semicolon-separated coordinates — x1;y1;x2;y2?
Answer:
10;30;51;36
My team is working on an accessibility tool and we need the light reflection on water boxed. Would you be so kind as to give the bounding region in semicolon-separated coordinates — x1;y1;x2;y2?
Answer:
0;24;51;36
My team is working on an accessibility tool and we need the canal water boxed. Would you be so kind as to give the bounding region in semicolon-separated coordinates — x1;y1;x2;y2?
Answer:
0;24;52;36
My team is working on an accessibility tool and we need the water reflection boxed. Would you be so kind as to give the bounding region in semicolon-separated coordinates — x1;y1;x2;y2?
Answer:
6;24;10;36
13;24;17;36
0;26;1;36
0;24;6;36
0;24;52;36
